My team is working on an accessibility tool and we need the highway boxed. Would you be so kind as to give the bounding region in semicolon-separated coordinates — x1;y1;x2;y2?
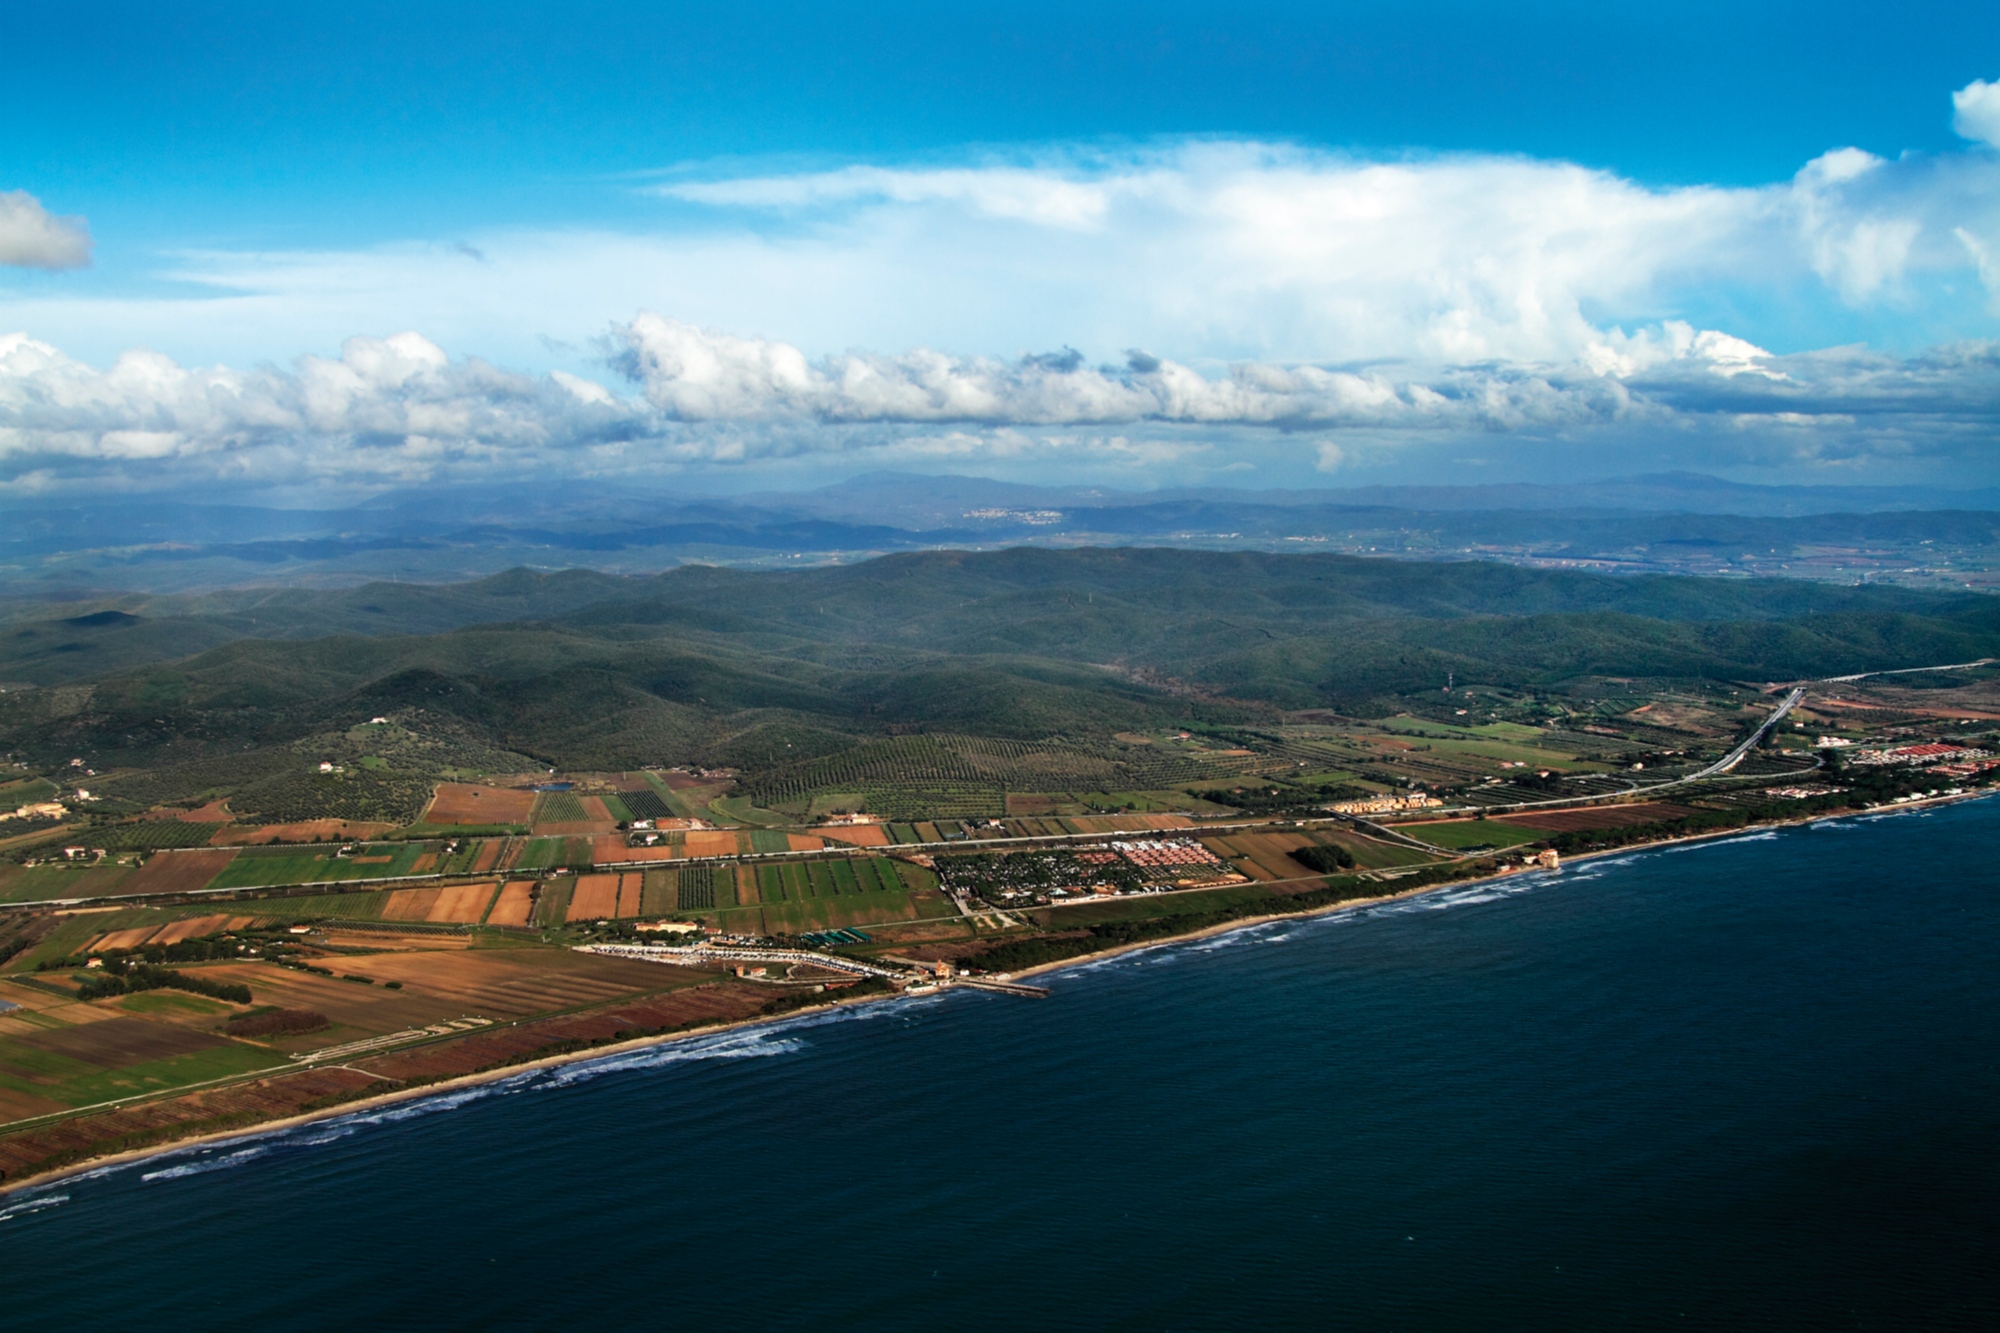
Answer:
1691;687;1807;778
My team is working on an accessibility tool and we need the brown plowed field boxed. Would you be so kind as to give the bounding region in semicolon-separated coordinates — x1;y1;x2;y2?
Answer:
384;882;497;923
426;784;536;825
471;840;505;873
111;849;236;897
351;983;773;1084
566;874;620;921
786;833;826;852
151;913;251;944
593;834;679;864
819;824;891;848
488;880;535;927
683;831;743;858
329;948;680;1015
1497;802;1704;832
86;925;161;951
380;888;443;921
210;820;396;846
430;881;498;923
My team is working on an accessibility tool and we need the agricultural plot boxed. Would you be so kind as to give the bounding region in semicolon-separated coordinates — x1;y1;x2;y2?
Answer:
674;865;723;911
77;821;221;852
0;1017;288;1114
1497;803;1705;833
817;823;890;848
531;791;589;825
638;869;676;915
618;789;673;823
1397;820;1545;851
756;865;787;902
381;882;498;923
532;881;573;928
0;862;137;904
487;880;537;927
425;783;536;826
107;849;238;897
565;874;622;922
513;837;591;872
202;841;437;891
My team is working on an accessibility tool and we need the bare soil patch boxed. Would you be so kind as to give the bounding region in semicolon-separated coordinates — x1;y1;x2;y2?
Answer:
566;873;620;922
487;880;535;927
151;914;246;945
1497;802;1704;832
427;882;498;923
380;888;443;922
210;820;396;846
426;784;536;825
111;850;236;897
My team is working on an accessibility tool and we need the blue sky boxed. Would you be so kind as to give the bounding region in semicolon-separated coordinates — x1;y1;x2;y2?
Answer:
3;1;2000;497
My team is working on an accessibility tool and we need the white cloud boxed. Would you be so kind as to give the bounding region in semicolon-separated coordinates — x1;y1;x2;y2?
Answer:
4;314;1998;489
6;83;2000;488
1953;77;2000;148
14;126;2000;378
0;191;91;270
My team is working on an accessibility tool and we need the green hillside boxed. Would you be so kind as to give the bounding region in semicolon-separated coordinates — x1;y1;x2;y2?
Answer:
2;549;1996;800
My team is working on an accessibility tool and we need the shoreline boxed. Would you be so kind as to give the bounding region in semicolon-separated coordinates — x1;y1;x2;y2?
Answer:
4;786;1991;1199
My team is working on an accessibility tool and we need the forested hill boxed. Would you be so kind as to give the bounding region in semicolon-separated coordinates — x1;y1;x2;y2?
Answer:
3;548;1997;774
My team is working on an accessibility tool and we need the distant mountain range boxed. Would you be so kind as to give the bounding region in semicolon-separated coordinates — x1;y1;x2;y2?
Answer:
2;472;1996;596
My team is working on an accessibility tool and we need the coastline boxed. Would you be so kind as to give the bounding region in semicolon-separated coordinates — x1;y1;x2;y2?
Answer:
4;787;1991;1199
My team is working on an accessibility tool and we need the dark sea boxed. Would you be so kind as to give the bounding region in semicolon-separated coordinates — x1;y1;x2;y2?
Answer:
6;801;1998;1330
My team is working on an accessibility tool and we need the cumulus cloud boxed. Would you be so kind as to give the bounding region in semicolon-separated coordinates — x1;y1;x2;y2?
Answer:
0;191;92;270
607;313;1646;431
0;330;639;484
1954;77;2000;148
5;313;1999;488
19;110;1997;380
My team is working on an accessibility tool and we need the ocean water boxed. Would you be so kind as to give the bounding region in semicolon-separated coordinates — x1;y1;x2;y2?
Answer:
5;801;1998;1330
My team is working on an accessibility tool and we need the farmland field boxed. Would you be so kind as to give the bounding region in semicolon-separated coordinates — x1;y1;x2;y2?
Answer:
487;880;537;927
531;791;588;824
107;849;238;897
0;862;137;903
565;873;621;922
426;782;537;825
1398;819;1545;850
382;881;498;923
618;789;673;822
202;841;436;891
1497;802;1705;832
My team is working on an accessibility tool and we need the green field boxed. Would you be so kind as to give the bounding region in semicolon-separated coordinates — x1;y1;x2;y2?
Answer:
0;862;138;903
1396;819;1544;851
203;842;436;890
0;1033;289;1111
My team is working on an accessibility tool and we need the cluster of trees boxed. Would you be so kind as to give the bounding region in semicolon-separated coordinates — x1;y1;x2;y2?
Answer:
1291;843;1358;873
224;1008;329;1037
75;962;251;1004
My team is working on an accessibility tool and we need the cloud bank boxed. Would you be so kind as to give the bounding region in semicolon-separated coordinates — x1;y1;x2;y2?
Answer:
0;191;92;270
4;78;2000;489
5;315;2000;491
